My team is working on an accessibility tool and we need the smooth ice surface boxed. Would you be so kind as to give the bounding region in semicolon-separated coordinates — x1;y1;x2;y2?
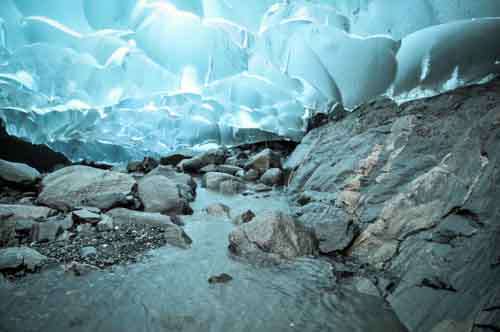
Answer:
0;0;499;161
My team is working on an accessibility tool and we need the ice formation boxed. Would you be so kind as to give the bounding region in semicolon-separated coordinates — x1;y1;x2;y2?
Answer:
0;0;499;162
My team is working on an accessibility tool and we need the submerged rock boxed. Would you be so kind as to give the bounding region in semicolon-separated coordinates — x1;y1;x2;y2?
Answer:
37;166;136;211
204;203;231;218
208;273;233;284
228;211;317;261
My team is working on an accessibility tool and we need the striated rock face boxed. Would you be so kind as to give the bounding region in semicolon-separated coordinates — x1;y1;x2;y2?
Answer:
286;79;500;332
38;166;136;211
228;211;317;261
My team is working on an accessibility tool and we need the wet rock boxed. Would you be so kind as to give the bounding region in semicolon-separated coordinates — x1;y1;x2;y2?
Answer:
244;148;281;173
286;79;500;331
260;168;283;186
160;153;192;167
179;148;227;173
204;203;231;217
126;157;159;174
31;221;63;243
148;165;197;202
96;215;114;232
76;224;94;235
137;175;192;215
348;277;381;297
208;273;233;284
232;210;255;225
64;261;100;276
199;164;218;174
72;209;102;225
37;166;136;211
297;203;357;254
202;172;244;194
218;165;244;176
15;219;35;234
219;180;246;195
243;169;260;181
0;247;47;272
0;159;41;188
228;211;317;260
254;183;272;193
0;204;55;246
80;246;97;258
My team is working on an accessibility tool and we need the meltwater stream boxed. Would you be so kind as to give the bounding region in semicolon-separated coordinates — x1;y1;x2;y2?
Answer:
0;186;405;332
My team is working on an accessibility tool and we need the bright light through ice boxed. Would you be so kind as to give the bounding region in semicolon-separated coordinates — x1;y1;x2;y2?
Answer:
180;66;201;94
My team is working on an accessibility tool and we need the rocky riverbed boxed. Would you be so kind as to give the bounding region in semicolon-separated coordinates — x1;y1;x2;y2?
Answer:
1;79;500;332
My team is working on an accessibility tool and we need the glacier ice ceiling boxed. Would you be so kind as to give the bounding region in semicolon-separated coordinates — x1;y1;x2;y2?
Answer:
0;0;500;162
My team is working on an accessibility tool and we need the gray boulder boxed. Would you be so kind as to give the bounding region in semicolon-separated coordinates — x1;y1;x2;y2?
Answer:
202;172;245;195
137;175;192;214
245;149;281;173
72;209;102;225
0;204;55;246
148;165;197;202
179;148;227;173
260;168;283;186
204;203;231;217
297;203;357;254
228;211;317;260
232;210;255;225
37;166;136;211
0;247;47;272
0;159;41;187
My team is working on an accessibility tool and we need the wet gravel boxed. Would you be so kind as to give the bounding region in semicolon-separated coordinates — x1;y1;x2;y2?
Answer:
31;223;171;269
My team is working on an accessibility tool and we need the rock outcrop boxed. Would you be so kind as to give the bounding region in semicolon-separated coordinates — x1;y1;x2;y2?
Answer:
37;166;136;211
286;79;500;332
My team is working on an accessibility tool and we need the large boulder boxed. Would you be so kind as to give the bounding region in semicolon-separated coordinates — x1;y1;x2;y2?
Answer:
148;165;197;201
0;159;41;188
179;148;227;173
228;211;317;260
106;208;192;248
202;172;245;193
37;166;136;211
286;79;500;331
0;247;47;272
244;148;282;173
137;175;192;215
0;204;55;246
260;168;283;186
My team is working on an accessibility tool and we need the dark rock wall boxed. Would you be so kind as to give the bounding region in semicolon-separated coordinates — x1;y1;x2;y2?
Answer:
286;79;500;332
0;119;70;173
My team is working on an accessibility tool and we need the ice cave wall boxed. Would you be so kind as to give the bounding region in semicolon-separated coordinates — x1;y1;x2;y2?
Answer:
0;0;499;162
